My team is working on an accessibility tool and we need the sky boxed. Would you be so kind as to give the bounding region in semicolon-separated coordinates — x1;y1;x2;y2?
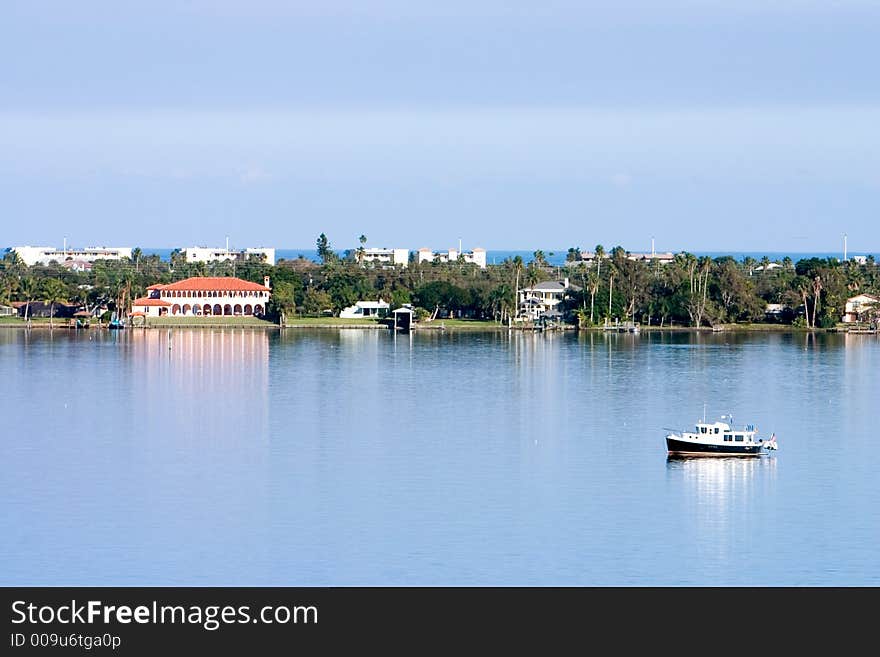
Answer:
1;1;878;253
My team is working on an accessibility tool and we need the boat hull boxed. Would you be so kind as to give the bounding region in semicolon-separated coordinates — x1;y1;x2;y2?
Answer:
666;436;764;457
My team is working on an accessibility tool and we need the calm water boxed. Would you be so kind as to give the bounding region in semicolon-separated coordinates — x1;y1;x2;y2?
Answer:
2;328;878;585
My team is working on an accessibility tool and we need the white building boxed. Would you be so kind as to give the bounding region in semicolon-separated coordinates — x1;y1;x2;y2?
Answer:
843;294;879;323
339;299;390;319
12;245;133;266
182;246;276;266
131;276;272;318
517;278;580;320
417;247;487;269
358;248;410;267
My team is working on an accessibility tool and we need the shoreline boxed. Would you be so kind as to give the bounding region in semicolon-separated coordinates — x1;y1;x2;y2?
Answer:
0;321;869;334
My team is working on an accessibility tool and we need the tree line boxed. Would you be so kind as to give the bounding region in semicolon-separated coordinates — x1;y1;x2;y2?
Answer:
2;237;879;328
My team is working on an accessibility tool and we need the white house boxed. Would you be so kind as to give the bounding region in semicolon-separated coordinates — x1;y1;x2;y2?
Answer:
358;248;410;267
416;247;487;268
131;276;272;318
518;278;580;320
843;294;879;323
12;245;132;266
339;299;390;318
182;246;276;266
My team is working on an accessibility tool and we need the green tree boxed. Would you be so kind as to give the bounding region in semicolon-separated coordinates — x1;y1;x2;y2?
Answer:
316;233;335;264
41;278;68;329
19;277;39;324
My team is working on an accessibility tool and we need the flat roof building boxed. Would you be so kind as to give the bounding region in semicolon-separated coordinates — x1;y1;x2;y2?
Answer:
182;246;276;266
12;245;132;266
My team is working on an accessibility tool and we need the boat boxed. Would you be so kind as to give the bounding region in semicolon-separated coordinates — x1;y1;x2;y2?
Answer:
665;413;778;457
107;312;126;330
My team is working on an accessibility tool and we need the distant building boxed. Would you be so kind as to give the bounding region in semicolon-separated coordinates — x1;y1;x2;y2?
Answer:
131;276;272;318
12;245;132;266
339;299;390;319
518;278;580;321
843;294;879;323
358;248;410;267
417;247;487;269
566;250;674;266
0;304;16;316
182;246;276;266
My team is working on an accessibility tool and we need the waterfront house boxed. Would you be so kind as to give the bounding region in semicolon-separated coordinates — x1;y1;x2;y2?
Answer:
14;301;77;319
339;299;390;319
517;278;580;321
131;276;272;318
416;247;487;269
0;304;16;316
843;294;879;323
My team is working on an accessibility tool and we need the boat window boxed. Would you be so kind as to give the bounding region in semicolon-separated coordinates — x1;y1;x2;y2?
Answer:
715;428;720;434
700;427;707;434
724;435;731;442
735;435;744;442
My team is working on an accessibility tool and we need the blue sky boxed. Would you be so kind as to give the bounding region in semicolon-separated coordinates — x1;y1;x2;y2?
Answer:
1;1;878;253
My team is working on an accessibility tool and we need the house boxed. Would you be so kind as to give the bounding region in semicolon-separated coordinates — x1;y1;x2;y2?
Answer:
182;246;276;266
843;294;879;323
0;304;16;316
339;299;390;319
131;276;272;318
60;259;93;272
14;301;77;318
518;278;580;320
417;247;487;269
12;245;132;266
358;248;410;267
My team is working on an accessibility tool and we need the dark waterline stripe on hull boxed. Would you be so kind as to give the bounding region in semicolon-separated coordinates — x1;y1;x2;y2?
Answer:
665;437;763;456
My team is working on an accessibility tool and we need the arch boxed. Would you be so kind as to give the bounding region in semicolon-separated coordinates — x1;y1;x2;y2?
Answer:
233;304;242;315
213;304;222;316
192;304;202;316
182;304;191;315
254;304;264;316
244;304;253;315
223;304;233;316
171;304;181;315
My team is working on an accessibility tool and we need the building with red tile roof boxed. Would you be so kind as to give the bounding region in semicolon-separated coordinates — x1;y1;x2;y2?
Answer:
132;276;271;318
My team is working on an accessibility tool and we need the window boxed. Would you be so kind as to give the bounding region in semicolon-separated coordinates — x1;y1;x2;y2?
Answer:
735;435;744;442
700;427;707;434
715;428;720;434
724;435;732;442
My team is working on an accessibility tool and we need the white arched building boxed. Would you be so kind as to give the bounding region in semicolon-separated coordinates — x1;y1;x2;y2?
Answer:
132;276;272;318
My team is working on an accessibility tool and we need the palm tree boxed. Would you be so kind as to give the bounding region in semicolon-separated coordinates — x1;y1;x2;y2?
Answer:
587;271;600;324
811;275;823;328
357;235;367;264
41;278;67;329
19;277;38;325
131;247;143;273
533;250;548;267
594;244;605;277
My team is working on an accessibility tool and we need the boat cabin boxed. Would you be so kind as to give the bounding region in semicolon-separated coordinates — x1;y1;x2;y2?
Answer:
689;421;757;443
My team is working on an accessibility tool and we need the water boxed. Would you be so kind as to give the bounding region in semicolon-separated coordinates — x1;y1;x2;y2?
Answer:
1;328;878;585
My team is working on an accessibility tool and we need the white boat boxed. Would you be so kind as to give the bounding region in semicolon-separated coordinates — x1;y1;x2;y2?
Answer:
665;413;778;457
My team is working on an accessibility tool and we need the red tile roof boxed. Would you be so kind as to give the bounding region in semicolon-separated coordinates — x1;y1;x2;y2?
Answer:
132;297;172;307
147;277;269;292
